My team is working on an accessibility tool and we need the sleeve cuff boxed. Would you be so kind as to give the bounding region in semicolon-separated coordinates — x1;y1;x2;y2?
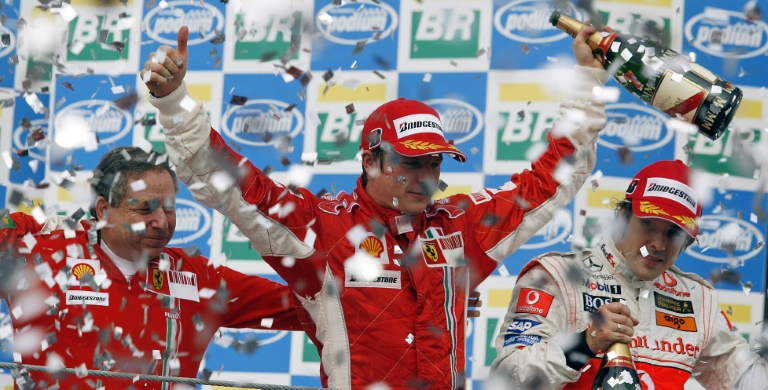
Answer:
148;82;199;130
564;330;596;370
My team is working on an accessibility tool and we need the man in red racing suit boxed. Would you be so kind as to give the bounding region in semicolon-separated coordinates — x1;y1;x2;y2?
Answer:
0;148;301;389
142;25;608;389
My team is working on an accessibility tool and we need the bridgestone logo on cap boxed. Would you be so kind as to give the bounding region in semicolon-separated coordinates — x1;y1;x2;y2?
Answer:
643;177;698;213
392;114;444;139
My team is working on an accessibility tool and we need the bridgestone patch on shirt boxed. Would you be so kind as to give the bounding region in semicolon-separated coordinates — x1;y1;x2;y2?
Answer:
345;270;401;289
66;290;109;306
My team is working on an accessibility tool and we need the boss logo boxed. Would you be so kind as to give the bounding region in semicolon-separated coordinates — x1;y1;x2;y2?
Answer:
582;293;621;313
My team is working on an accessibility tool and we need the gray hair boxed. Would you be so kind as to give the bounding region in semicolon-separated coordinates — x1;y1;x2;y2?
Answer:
89;147;178;219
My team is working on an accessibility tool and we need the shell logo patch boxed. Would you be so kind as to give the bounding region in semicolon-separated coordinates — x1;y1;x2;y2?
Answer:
72;263;95;281
360;236;384;257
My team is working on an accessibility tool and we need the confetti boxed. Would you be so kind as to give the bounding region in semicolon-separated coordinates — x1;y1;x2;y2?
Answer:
179;95;196;112
130;180;146;192
345;103;355;114
640;246;649;257
230;95;247;105
352;39;368;54
131;222;146;234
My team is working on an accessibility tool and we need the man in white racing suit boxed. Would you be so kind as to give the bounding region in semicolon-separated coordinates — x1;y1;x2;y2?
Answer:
492;159;768;389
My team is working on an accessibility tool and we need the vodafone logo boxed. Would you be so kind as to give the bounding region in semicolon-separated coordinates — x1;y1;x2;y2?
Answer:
661;272;677;287
515;288;553;316
526;290;540;304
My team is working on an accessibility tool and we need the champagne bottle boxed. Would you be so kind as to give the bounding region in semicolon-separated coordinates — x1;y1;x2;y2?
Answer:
591;343;642;390
550;11;742;141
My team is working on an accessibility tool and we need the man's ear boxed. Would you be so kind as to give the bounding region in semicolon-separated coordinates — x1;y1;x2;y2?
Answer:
94;196;110;220
361;150;376;175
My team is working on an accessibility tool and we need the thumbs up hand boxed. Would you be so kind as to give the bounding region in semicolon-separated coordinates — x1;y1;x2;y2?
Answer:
141;26;189;98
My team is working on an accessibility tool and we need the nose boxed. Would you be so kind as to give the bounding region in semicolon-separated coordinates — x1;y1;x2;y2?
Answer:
647;229;666;253
148;208;169;230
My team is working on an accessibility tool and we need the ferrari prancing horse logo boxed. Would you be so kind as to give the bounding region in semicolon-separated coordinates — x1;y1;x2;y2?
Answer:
153;268;164;290
423;243;439;262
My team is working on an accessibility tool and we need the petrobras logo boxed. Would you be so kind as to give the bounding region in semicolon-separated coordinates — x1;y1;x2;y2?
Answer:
493;0;582;44
221;99;304;147
0;24;16;58
169;198;212;246
521;208;571;250
220;328;289;346
144;0;225;46
685;9;768;59
686;215;764;263
316;0;398;45
13;118;48;161
599;103;673;152
425;98;483;145
54;100;132;145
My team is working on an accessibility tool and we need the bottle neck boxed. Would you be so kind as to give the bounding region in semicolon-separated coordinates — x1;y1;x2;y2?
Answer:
605;342;632;358
602;342;636;369
551;12;604;50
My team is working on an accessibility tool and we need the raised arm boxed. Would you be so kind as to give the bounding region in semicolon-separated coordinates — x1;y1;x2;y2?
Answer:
144;27;325;296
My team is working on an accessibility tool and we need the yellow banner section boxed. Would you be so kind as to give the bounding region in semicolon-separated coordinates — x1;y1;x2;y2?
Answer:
318;84;387;103
488;288;514;308
57;181;89;203
719;302;751;323
735;99;763;120
587;188;625;209
435;184;473;199
499;83;560;102
599;0;672;6
188;84;213;102
15;197;45;214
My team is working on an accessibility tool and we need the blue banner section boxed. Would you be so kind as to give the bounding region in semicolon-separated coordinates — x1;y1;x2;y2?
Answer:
311;1;401;71
596;98;677;177
0;1;19;90
10;93;48;184
683;1;768;79
398;72;487;173
677;188;767;292
141;0;226;71
170;185;213;258
491;0;583;70
220;73;306;171
51;74;136;171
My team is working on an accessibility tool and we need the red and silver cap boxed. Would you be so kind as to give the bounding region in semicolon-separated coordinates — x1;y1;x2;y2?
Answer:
359;98;466;162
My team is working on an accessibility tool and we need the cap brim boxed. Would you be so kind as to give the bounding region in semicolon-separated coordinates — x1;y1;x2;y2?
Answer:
392;140;467;162
631;200;698;237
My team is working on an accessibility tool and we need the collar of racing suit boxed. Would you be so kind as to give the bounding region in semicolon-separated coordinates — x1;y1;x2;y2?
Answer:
353;176;427;236
79;219;155;287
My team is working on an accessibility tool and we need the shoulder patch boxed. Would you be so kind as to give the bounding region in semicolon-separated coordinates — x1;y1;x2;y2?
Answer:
515;288;554;316
1;216;15;229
